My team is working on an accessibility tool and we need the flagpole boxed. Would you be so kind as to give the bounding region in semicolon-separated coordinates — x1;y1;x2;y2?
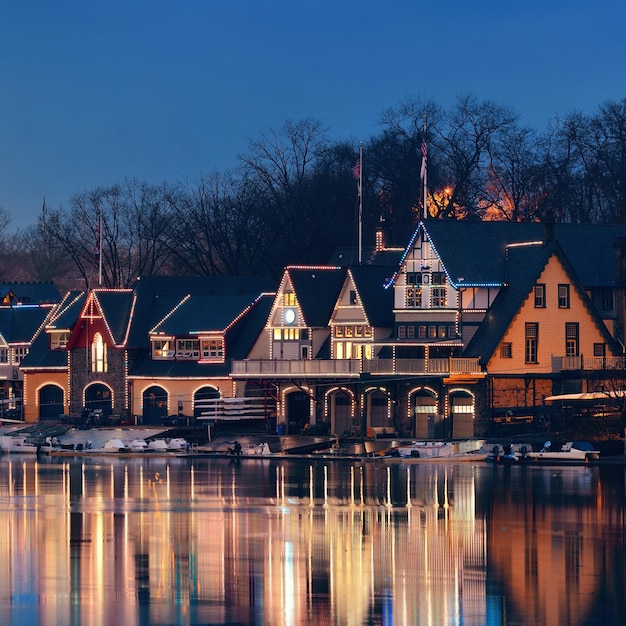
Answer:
98;203;103;286
421;117;428;220
358;142;363;265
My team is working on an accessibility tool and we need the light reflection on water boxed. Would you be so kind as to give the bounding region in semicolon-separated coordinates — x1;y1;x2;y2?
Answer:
0;457;623;625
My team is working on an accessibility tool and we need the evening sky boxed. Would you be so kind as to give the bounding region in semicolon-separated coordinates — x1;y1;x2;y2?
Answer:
1;0;624;229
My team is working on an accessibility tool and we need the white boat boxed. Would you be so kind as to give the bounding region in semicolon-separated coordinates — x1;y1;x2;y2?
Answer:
128;439;148;452
241;442;272;456
147;439;169;452
393;440;487;461
166;438;189;452
0;435;38;454
103;438;128;452
524;441;600;463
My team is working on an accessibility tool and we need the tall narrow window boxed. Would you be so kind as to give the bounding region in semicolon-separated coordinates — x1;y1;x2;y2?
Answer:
534;284;545;308
91;332;107;372
558;284;570;308
565;323;579;357
525;323;538;364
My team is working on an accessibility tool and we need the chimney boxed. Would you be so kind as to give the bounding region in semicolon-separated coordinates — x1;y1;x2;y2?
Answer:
542;211;555;244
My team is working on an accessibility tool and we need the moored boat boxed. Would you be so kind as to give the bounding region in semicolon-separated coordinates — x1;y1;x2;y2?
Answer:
524;441;600;464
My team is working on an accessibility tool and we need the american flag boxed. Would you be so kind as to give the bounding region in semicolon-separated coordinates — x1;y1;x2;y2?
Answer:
420;139;427;180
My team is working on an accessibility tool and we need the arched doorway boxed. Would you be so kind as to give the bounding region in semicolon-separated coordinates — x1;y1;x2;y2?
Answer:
449;390;475;438
194;386;220;419
286;391;310;434
412;389;440;438
84;383;113;415
38;384;64;420
142;386;168;425
368;389;390;428
329;389;353;435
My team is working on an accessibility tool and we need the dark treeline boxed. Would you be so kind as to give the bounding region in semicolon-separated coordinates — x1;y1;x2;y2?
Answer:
2;94;626;289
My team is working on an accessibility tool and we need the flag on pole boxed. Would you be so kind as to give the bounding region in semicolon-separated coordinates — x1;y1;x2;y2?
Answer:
420;138;427;180
353;155;362;198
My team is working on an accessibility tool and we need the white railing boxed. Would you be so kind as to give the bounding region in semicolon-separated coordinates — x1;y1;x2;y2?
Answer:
231;357;482;377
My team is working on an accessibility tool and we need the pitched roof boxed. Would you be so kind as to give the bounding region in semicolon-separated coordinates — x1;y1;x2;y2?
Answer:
348;265;396;327
126;275;276;348
46;291;87;330
464;242;618;364
19;330;68;369
411;221;626;289
93;290;135;345
0;282;61;305
0;305;54;344
129;293;274;378
287;267;345;327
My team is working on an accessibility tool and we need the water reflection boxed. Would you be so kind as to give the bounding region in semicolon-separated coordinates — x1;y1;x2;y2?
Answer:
0;457;623;625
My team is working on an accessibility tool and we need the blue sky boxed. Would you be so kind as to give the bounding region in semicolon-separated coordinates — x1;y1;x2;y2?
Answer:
1;1;624;230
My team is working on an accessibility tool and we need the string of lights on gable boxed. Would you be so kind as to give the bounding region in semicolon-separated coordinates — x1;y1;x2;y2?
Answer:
93;289;133;348
383;224;422;289
46;291;86;329
149;294;191;334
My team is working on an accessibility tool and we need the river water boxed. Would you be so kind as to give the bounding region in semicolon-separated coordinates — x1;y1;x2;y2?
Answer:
0;455;624;626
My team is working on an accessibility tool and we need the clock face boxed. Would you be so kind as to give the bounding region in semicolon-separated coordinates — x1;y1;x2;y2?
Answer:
284;308;296;324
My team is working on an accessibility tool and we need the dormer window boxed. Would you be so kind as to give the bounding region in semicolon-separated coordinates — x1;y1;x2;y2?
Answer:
153;339;174;359
175;339;199;359
50;331;70;350
200;338;224;361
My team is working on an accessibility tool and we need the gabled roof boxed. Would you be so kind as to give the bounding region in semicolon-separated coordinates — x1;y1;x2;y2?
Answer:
126;275;277;348
0;282;61;305
46;291;87;331
92;290;135;345
151;293;269;335
286;267;345;327
348;265;396;327
0;305;54;344
19;329;68;370
129;293;274;378
405;221;626;289
464;242;618;364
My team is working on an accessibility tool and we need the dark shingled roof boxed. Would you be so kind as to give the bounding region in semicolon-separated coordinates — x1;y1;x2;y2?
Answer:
94;290;134;345
349;265;396;328
0;282;61;304
464;242;618;364
19;330;68;369
126;275;276;348
46;292;87;330
0;305;54;344
287;267;345;327
129;293;274;378
413;221;626;288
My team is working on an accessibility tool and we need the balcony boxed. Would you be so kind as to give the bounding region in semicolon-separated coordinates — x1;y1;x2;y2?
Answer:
231;357;483;378
559;356;626;371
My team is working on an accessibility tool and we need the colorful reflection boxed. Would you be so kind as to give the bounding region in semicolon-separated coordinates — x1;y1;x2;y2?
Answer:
0;458;623;625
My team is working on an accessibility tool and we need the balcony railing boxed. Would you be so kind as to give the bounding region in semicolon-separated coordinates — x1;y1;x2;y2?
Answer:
231;357;483;378
560;356;626;371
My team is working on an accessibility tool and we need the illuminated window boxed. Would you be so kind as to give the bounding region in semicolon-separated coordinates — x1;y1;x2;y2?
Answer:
91;332;107;372
13;347;29;364
432;287;447;307
283;292;296;306
50;331;70;350
201;338;224;360
406;287;422;308
153;339;174;358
